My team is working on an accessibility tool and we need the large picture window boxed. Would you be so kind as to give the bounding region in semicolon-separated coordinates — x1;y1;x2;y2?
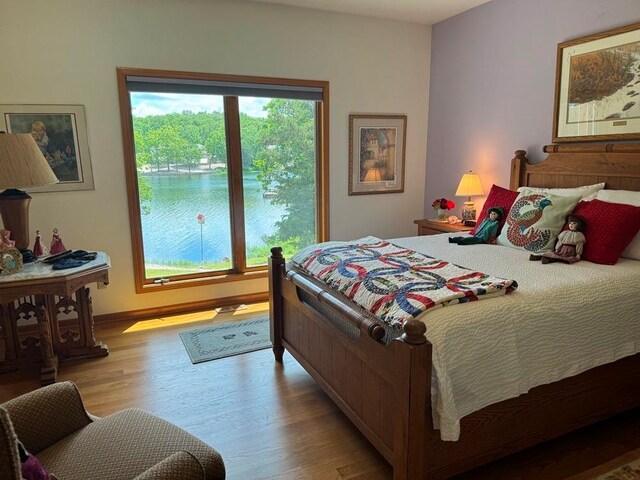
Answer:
117;68;329;292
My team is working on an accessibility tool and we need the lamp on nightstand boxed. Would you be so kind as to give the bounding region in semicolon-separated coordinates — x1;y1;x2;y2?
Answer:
0;133;58;252
455;171;484;221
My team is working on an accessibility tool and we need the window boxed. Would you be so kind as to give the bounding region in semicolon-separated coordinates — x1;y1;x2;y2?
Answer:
117;68;329;292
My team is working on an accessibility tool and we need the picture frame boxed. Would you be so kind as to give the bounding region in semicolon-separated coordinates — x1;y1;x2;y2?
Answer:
553;22;640;142
348;114;406;195
0;104;94;192
0;248;24;274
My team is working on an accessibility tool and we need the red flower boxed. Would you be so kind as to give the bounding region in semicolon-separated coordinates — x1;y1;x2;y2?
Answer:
432;197;455;210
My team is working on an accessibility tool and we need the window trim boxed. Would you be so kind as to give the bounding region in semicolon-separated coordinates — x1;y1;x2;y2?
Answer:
116;67;330;293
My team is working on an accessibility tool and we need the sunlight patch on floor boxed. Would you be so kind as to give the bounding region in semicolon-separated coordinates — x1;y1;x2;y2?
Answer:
122;302;269;333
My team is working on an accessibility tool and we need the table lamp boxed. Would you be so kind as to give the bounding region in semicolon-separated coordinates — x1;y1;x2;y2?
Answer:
0;133;58;251
455;171;484;221
364;167;383;182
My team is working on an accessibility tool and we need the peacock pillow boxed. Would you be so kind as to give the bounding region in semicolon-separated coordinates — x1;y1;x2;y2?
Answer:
497;189;581;253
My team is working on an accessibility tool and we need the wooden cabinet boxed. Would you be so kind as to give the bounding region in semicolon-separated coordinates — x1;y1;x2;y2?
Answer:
414;219;473;236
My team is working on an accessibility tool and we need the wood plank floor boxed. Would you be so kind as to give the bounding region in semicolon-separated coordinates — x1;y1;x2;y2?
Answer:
2;303;640;479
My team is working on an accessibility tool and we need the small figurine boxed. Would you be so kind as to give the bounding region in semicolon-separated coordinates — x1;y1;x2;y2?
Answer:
33;230;47;257
530;215;586;264
0;229;15;250
50;228;67;255
449;206;504;245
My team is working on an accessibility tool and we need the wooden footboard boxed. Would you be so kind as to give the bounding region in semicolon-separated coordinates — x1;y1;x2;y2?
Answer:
269;247;433;479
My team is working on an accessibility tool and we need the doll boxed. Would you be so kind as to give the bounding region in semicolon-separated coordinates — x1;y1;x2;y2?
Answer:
530;215;586;264
449;206;504;245
33;230;47;257
0;229;15;249
50;228;67;255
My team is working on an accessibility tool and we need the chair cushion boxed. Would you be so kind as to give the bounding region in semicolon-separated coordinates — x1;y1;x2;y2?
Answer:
36;408;224;480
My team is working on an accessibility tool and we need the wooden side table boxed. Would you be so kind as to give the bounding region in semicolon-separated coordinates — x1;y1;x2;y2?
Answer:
0;252;110;384
414;219;473;236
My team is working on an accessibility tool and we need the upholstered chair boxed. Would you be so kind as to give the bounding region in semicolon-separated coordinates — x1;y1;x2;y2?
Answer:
0;381;225;480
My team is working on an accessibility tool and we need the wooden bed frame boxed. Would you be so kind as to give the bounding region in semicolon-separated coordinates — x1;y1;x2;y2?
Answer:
268;143;640;479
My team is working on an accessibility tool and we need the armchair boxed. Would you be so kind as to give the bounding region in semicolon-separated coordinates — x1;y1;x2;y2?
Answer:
0;382;225;480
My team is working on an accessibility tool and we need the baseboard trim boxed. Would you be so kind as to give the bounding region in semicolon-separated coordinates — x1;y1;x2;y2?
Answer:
94;291;269;324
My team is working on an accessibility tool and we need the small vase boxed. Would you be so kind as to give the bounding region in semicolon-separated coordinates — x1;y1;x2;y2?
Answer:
437;209;448;221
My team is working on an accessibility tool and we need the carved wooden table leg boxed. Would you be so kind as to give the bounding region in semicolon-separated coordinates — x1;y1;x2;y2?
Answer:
0;305;18;373
66;287;109;359
36;304;58;385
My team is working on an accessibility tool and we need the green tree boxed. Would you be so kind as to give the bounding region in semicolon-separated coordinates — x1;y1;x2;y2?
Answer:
133;130;152;215
254;99;316;248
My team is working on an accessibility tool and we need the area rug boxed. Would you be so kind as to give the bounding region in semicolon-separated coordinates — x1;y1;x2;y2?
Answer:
179;317;271;364
569;447;640;479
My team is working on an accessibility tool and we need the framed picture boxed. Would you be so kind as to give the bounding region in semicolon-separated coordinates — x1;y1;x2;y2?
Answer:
553;22;640;142
0;104;94;192
348;114;406;195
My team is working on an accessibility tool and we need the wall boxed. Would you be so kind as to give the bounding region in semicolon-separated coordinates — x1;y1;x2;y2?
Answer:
425;0;640;214
0;0;430;315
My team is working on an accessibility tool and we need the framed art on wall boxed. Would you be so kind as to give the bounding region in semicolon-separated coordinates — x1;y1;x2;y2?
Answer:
0;104;94;192
348;114;406;195
553;22;640;142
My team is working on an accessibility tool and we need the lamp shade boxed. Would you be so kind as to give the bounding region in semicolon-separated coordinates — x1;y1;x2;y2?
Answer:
364;167;382;182
455;172;484;197
0;133;59;188
0;133;58;250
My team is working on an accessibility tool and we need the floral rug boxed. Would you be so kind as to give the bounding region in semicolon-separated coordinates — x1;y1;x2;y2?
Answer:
179;317;271;364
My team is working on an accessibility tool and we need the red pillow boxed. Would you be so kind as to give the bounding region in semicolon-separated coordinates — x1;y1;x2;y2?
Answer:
569;199;640;265
470;184;519;235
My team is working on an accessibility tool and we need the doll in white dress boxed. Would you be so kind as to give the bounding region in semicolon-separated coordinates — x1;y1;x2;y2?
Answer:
530;215;586;264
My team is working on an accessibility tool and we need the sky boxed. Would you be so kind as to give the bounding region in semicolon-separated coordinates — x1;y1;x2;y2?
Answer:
130;92;269;118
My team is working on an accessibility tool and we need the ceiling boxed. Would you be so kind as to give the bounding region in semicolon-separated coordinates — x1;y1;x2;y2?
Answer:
242;0;492;25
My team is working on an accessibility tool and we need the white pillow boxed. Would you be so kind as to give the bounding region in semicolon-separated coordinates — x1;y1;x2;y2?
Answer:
596;189;640;260
497;189;581;253
517;182;604;200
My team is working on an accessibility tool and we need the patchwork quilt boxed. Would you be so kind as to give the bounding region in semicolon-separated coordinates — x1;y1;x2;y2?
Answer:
291;236;518;328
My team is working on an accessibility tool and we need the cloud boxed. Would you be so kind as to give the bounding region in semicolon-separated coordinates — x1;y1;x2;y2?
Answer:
130;92;268;118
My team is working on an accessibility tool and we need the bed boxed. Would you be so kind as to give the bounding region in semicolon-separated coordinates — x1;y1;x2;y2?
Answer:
268;142;640;479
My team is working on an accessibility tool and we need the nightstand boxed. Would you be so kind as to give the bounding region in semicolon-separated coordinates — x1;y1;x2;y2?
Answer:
414;219;473;236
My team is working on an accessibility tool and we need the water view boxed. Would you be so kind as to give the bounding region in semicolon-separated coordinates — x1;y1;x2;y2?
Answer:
141;172;286;271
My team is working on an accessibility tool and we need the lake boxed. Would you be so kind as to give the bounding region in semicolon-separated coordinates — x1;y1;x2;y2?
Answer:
140;173;285;265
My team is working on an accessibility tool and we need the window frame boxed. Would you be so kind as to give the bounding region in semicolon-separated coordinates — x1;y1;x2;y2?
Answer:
116;67;330;293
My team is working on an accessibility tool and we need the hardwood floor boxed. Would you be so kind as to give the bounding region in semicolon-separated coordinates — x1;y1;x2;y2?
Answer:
2;303;640;479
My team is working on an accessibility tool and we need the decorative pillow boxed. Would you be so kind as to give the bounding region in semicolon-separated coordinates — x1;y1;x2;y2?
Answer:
497;189;581;253
18;441;55;480
569;199;640;265
469;184;519;236
517;182;605;200
596;189;640;260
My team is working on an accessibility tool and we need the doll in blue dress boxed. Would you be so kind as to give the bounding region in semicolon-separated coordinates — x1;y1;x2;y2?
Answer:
448;206;504;245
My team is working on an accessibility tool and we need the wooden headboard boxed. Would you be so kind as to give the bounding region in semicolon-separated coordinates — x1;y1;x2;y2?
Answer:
510;143;640;192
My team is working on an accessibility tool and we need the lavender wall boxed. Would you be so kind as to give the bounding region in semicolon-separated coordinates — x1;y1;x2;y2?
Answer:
425;0;640;214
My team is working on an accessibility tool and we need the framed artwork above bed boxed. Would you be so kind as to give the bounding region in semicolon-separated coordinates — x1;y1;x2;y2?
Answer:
553;21;640;142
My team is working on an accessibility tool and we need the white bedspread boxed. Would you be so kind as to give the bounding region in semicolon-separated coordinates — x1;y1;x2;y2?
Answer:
391;233;640;441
